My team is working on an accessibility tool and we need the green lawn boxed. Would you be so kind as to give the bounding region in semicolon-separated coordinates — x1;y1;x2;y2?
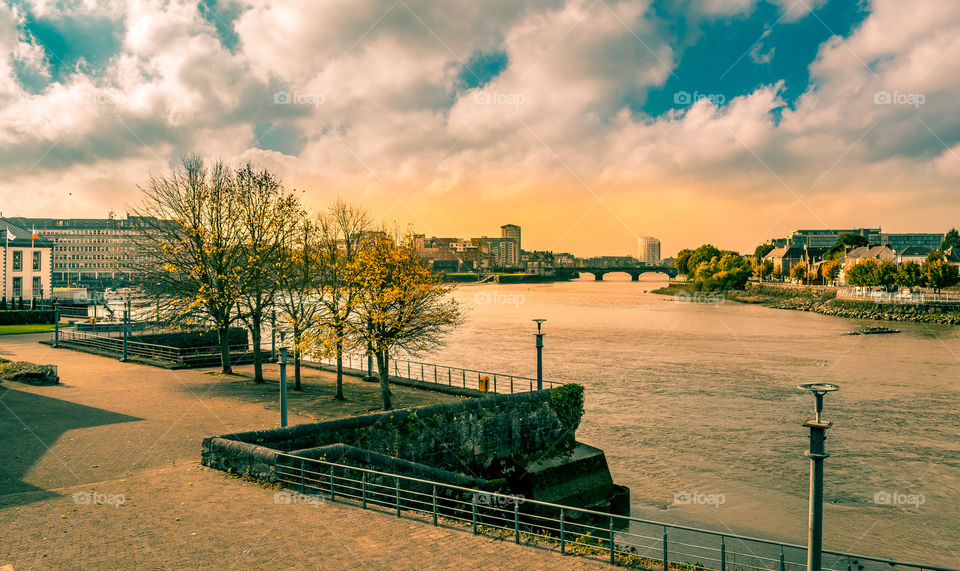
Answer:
0;323;72;335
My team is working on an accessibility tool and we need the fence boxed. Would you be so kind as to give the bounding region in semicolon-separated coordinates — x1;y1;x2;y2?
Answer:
54;328;251;366
274;453;953;571
303;354;562;394
836;287;960;304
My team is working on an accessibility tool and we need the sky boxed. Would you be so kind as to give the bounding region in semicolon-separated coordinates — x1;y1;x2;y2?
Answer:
0;0;959;257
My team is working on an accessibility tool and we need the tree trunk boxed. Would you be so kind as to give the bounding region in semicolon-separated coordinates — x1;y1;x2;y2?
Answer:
293;328;302;391
251;314;264;383
218;326;233;374
376;350;391;411
335;338;345;400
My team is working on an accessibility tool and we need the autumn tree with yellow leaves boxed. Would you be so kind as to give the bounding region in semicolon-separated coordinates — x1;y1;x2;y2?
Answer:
354;230;463;410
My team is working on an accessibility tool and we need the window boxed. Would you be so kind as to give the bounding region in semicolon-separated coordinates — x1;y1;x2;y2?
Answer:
32;276;41;298
12;250;21;271
12;277;21;298
33;251;41;271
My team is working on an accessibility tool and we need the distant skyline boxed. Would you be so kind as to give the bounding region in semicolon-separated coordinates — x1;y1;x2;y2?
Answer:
1;1;959;257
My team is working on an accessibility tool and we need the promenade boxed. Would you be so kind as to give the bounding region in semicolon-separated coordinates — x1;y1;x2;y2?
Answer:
0;334;612;570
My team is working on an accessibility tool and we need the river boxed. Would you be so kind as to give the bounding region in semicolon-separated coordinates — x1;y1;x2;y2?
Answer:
420;275;960;566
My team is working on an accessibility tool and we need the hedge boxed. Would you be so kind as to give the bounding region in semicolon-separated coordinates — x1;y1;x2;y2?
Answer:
0;310;56;326
132;327;248;349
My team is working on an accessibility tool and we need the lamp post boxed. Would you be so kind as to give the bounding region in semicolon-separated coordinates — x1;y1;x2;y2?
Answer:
271;310;276;361
532;319;546;390
279;332;288;428
797;382;839;571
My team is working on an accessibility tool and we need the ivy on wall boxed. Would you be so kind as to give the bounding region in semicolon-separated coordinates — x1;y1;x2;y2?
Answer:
549;384;585;432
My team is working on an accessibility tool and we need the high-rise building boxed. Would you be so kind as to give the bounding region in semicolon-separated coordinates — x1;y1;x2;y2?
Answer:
637;236;660;265
501;224;521;251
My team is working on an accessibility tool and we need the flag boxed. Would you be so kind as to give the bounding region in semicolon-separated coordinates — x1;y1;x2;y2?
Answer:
5;229;13;241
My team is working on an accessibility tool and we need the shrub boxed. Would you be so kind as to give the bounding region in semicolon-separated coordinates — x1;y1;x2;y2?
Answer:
0;310;56;325
549;383;585;433
0;360;58;384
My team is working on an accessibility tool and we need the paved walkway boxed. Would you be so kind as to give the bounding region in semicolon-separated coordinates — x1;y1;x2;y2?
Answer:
0;334;615;570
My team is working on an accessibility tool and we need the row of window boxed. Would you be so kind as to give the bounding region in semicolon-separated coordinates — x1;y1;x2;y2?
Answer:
9;251;42;271
9;276;43;298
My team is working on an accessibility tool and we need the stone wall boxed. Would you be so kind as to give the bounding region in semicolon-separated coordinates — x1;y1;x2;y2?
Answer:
203;390;574;479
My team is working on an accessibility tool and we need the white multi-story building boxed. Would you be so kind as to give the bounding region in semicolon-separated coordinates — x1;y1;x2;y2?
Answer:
2;221;53;302
637;236;661;265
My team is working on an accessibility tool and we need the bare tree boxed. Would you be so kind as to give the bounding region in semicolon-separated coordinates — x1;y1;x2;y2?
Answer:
354;229;463;410
129;155;246;374
234;163;301;383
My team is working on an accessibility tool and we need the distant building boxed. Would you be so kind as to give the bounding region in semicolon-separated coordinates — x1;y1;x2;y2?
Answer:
637;237;660;265
500;224;521;251
1;220;53;301
897;246;934;265
764;246;831;275
840;245;897;284
772;228;882;249
483;237;520;269
3;216;162;289
881;233;943;251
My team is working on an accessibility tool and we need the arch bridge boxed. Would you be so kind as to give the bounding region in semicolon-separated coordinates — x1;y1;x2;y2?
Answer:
556;265;677;281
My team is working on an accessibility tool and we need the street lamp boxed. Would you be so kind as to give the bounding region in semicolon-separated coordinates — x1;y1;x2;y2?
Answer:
279;331;288;428
797;382;839;571
532;319;546;390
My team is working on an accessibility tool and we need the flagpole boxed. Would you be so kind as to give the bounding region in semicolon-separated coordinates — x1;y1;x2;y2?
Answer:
3;225;7;303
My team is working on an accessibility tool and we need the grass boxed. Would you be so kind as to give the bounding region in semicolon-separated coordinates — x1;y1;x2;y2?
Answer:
0;323;72;335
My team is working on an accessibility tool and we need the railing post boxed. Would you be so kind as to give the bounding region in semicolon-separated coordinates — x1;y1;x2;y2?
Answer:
329;465;335;500
609;516;615;564
433;364;437;383
407;361;411;379
779;545;785;571
560;509;565;554
300;459;305;493
514;500;520;544
432;484;438;526
395;477;401;517
720;536;726;571
471;494;477;534
493;374;497;393
447;369;451;385
462;370;465;387
53;304;60;347
362;473;367;509
420;362;424;380
662;527;668;571
510;376;514;394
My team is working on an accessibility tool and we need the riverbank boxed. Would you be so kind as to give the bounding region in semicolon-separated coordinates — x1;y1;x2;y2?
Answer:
442;272;569;284
651;283;960;324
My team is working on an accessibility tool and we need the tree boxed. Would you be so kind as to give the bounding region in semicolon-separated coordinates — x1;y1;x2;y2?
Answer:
686;244;721;275
922;259;960;293
942;228;960;250
311;200;371;401
845;259;878;287
355;230;463;410
822;259;841;284
235;164;301;383
895;261;923;288
790;262;808;284
277;212;323;391
130;155;247;374
754;243;775;263
754;259;774;280
691;253;752;291
674;249;693;276
772;266;783;281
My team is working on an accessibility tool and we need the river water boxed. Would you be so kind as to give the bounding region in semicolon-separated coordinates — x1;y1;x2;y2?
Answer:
421;275;960;565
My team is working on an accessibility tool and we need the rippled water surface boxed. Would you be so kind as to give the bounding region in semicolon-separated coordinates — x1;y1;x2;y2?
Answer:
421;276;960;564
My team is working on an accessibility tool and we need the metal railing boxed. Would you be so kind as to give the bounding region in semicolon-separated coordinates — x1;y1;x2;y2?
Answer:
274;453;954;571
303;354;562;394
836;287;960;304
54;328;251;365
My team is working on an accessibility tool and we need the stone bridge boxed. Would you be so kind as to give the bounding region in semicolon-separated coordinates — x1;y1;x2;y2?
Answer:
556;265;677;281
